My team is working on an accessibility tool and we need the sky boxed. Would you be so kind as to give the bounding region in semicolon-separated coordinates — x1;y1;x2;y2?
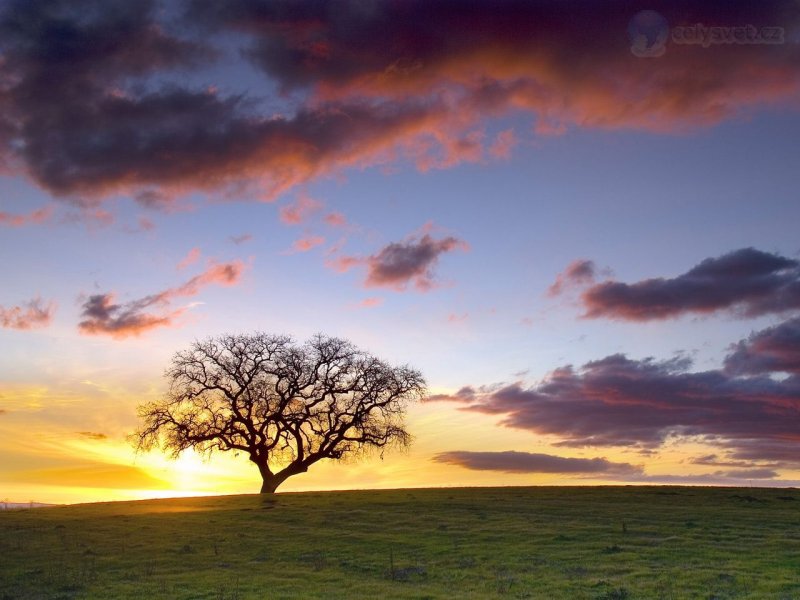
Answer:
1;0;800;504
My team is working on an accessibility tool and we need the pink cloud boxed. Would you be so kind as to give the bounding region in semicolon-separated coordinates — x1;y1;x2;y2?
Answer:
279;194;323;225
0;206;53;227
78;260;246;339
448;312;469;323
548;260;598;296
324;212;348;228
489;129;516;160
325;255;363;274
358;297;383;308
290;235;325;253
177;247;202;270
0;297;55;330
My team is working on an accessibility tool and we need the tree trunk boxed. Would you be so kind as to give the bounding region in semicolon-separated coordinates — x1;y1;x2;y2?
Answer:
260;476;281;494
254;459;282;494
256;461;308;494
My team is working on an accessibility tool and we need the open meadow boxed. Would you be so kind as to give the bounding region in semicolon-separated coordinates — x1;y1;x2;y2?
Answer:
1;486;799;599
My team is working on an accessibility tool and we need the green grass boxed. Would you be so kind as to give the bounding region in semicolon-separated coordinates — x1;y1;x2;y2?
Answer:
1;486;799;599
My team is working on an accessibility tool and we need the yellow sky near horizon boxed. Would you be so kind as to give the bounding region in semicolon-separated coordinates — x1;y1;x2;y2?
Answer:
3;381;797;505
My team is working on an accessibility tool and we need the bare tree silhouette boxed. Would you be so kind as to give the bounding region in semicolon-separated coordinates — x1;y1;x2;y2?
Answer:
134;333;426;493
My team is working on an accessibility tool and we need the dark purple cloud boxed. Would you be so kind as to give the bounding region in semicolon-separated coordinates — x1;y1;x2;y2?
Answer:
726;440;800;464
0;297;56;330
429;351;800;465
433;450;642;476
329;232;468;292
195;0;800;114
725;316;800;375
581;248;800;321
1;1;799;206
0;0;445;203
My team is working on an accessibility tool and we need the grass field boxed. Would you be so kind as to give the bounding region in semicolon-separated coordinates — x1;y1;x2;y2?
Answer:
1;486;798;599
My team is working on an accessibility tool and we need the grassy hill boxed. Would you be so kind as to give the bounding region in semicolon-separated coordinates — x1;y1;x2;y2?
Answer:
1;486;798;599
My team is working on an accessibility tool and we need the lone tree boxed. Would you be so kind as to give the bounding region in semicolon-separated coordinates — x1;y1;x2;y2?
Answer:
134;333;426;493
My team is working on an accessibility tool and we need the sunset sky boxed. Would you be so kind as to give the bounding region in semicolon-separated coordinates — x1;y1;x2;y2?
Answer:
2;0;800;504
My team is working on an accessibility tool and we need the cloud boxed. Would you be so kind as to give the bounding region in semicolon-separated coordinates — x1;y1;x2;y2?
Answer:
488;129;516;160
136;216;155;232
330;231;468;291
357;297;383;308
78;260;245;338
177;247;201;270
0;1;797;206
429;347;800;465
324;212;348;228
279;194;323;225
0;297;55;330
433;450;643;476
77;431;108;441
199;0;800;134
581;248;800;321
549;259;598;296
289;235;325;253
689;454;780;469
426;385;478;403
0;206;52;227
724;316;800;375
229;233;253;245
716;468;778;480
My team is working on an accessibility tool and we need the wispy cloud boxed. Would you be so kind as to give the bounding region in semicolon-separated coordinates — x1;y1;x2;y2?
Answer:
177;247;201;270
279;194;323;225
357;297;384;309
288;235;325;253
433;450;643;477
229;233;252;245
0;297;55;330
78;260;245;338
548;259;598;297
488;129;516;160
0;206;52;227
77;431;109;441
323;212;348;228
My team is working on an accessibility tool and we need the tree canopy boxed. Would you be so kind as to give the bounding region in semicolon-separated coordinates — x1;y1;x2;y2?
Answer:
134;333;426;493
